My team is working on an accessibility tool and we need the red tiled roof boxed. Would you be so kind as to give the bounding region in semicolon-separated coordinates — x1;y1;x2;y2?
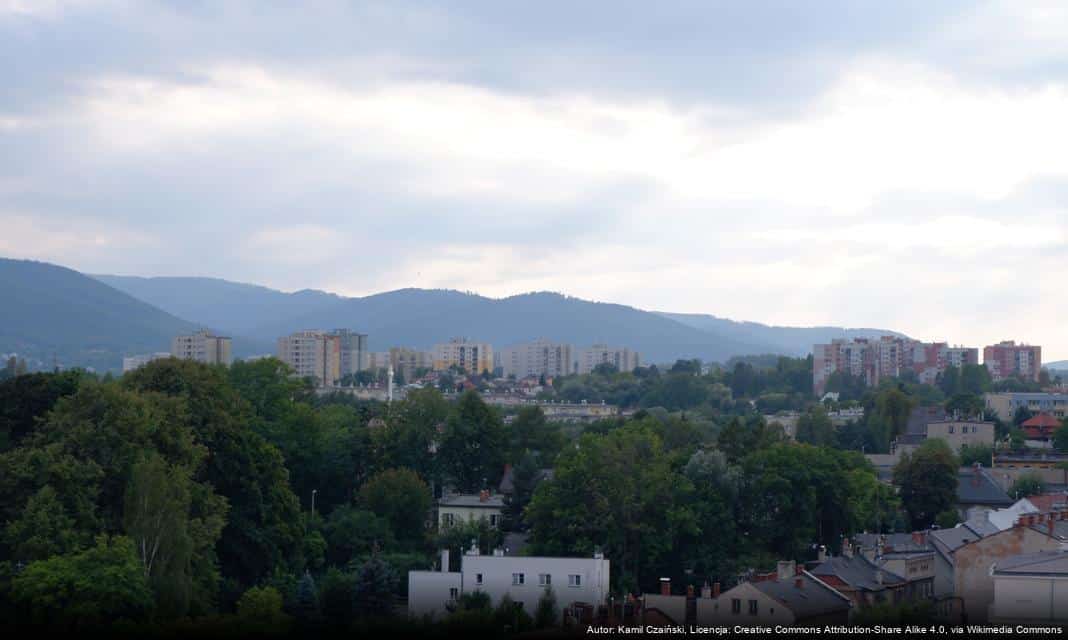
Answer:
1023;413;1062;428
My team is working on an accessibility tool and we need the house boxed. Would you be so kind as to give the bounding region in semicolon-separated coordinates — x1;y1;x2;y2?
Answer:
957;463;1014;520
407;546;610;622
949;511;1068;622
809;543;917;609
698;562;851;624
891;407;994;457
988;549;1068;623
437;489;505;529
1020;413;1062;448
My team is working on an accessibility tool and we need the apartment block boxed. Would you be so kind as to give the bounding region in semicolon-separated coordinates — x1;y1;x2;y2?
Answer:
389;347;433;380
985;392;1068;422
433;338;493;374
122;352;170;373
813;336;979;396
277;331;341;387
332;329;367;377
499;339;574;379
984;341;1042;382
171;330;232;366
577;344;640;375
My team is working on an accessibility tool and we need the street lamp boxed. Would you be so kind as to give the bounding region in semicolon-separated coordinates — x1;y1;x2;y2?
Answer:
311;489;318;516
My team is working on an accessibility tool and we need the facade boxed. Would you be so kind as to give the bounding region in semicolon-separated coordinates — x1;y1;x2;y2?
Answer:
407;548;610;621
171;330;232;366
809;540;934;610
332;329;367;377
986;392;1068;422
390;347;433;381
697;563;851;625
437;490;505;530
577;344;640;375
984;341;1042;382
989;550;1068;623
366;351;393;371
891;407;995;456
813;337;979;396
433;338;494;375
122;352;170;373
499;339;574;379
277;330;341;387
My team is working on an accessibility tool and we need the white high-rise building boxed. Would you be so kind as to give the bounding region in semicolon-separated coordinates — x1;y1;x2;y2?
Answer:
277;331;341;387
122;352;171;373
577;344;639;374
433;338;494;375
499;339;574;379
171;330;232;366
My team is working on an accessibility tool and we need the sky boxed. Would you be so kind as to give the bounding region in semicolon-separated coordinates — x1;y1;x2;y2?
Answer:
2;1;1066;359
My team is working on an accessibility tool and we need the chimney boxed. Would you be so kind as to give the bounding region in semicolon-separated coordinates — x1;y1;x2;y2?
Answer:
480;489;489;503
777;561;796;582
972;462;982;487
701;582;712;599
660;578;671;596
817;545;828;562
795;577;804;589
912;531;926;547
842;540;853;558
440;548;450;572
687;584;695;598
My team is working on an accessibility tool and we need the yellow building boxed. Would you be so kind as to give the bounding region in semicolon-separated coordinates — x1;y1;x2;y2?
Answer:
432;337;493;374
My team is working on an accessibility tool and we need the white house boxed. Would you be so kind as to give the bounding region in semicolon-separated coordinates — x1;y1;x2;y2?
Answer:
989;549;1068;623
438;490;505;529
407;546;610;622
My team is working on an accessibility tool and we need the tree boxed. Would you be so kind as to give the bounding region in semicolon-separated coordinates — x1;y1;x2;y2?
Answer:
352;555;397;617
959;443;994;467
12;535;154;628
1010;473;1046;499
236;585;291;631
493;593;533;632
294;572;321;623
503;452;541;531
1053;423;1068;454
323;506;395;565
439;391;508;492
795;407;835;447
318;568;354;628
0;370;84;452
357;468;431;548
535;587;559;629
893;439;959;530
526;423;697;592
945;393;984;418
509;406;564;460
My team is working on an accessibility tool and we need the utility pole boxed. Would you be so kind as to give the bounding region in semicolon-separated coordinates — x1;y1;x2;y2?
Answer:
311;489;317;517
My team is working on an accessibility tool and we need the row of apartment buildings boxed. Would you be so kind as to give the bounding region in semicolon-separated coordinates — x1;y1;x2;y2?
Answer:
814;337;1042;395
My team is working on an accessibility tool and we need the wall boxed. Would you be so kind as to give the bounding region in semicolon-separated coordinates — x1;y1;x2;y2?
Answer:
696;582;794;625
438;505;502;529
643;594;687;625
953;526;1060;622
407;570;462;620
990;573;1068;623
460;554;609;621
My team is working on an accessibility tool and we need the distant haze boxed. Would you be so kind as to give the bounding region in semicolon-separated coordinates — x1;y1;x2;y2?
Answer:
1;2;1065;359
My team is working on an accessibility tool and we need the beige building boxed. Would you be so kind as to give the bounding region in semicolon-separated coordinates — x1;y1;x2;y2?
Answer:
277;330;341;387
498;339;574;379
577;344;640;375
332;329;367;377
433;338;493;375
989;549;1068;623
366;351;393;371
171;330;232;366
390;347;433;380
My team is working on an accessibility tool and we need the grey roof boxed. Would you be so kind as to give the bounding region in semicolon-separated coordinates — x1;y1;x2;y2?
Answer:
1029;521;1068;542
854;533;931;554
751;573;851;619
929;522;990;554
439;493;505;508
502;532;529;556
906;406;947;435
810;555;907;592
957;467;1013;507
993;550;1068;576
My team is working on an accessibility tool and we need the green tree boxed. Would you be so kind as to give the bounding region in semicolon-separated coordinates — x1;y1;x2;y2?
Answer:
236;584;291;632
0;370;84;452
12;535;154;628
893;439;959;529
4;485;82;562
357;468;431;548
795;407;835;446
1053;423;1068;453
535;586;559;629
493;593;533;632
439;391;508;492
352;555;397;617
526;423;696;592
509;406;564;460
1010;473;1046;499
323;506;395;565
959;443;994;467
294;571;321;623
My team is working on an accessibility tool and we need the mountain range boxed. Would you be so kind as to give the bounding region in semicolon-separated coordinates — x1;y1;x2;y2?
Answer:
3;257;905;372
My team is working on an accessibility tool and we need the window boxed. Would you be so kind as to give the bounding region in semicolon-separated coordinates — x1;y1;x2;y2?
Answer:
539;574;551;586
490;514;500;527
442;513;454;527
948;425;955;434
512;573;525;586
476;573;483;586
748;600;758;615
449;587;459;599
731;599;741;614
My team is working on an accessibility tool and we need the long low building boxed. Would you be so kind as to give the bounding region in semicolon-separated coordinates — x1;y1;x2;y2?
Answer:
408;547;609;622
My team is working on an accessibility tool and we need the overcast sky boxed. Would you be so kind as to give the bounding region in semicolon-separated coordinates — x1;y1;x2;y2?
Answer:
2;1;1066;359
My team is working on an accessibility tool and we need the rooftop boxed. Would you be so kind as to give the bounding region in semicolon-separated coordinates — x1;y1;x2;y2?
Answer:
993;550;1068;576
751;573;852;619
957;466;1013;507
810;554;906;592
439;492;505;508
